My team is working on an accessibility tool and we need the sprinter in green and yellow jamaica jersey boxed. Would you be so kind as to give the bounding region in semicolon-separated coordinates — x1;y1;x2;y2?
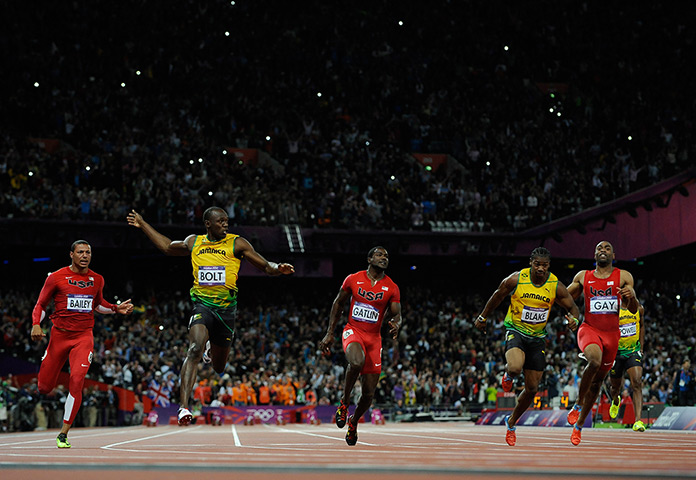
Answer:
128;207;294;426
474;247;580;446
608;302;646;431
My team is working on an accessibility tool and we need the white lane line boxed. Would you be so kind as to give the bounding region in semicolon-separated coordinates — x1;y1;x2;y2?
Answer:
0;428;142;447
102;426;202;449
366;430;501;446
262;424;378;446
231;424;242;446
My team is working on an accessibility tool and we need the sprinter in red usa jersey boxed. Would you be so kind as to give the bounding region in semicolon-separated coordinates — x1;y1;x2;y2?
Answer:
565;240;638;446
319;246;402;446
31;240;133;448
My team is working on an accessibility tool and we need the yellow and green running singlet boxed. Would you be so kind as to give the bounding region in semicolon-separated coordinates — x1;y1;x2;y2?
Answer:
190;234;241;310
503;268;558;338
617;307;641;355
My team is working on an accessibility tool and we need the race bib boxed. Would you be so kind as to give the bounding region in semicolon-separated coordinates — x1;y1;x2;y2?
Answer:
521;306;549;324
351;301;379;323
67;294;93;312
198;266;226;286
589;295;619;314
619;322;637;337
343;329;354;339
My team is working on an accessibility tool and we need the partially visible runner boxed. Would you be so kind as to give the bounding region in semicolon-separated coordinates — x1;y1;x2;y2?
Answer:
319;246;402;446
474;247;579;446
565;240;638;445
608;302;646;431
31;240;134;448
127;208;294;425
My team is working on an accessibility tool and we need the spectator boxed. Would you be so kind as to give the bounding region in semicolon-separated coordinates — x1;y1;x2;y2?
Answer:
673;359;694;406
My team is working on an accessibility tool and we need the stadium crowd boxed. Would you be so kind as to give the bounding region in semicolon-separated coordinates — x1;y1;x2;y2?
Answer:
1;272;694;431
2;1;695;431
1;1;694;231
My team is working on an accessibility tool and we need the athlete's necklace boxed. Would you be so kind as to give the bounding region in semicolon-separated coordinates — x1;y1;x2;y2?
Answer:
366;269;381;284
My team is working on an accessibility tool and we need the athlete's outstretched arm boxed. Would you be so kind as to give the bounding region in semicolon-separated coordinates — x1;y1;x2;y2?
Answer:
93;280;134;316
474;271;518;332
127;209;192;256
234;236;294;276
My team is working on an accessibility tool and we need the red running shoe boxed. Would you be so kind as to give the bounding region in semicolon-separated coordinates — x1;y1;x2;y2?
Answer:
567;404;581;425
345;415;358;446
570;426;582;446
504;415;516;446
335;401;348;429
501;372;513;392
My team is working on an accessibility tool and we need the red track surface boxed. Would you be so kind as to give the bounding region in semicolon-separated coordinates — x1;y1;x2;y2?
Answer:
2;423;695;479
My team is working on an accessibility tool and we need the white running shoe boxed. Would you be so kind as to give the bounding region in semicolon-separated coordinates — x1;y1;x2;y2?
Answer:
178;407;193;426
203;340;212;364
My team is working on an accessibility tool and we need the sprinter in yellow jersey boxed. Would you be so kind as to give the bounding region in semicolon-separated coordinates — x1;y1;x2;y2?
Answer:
608;302;646;431
128;207;294;425
475;247;580;446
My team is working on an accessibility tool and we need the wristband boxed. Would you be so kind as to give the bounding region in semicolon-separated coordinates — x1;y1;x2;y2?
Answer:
476;315;486;323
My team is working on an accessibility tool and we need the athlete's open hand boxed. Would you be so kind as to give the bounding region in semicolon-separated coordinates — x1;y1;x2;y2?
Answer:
127;209;144;228
31;324;46;342
276;263;295;275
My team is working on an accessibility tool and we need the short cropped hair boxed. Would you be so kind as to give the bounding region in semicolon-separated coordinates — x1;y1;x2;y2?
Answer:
71;240;90;252
368;245;387;259
203;206;226;222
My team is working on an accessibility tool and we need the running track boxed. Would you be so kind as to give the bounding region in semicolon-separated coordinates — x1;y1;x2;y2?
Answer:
2;423;695;479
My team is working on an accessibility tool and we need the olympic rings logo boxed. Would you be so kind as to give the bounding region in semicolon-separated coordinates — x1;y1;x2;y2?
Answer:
248;408;276;422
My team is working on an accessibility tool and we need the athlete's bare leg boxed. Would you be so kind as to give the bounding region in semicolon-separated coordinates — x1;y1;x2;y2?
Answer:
209;343;231;374
505;348;525;379
179;324;209;409
508;369;543;427
352;373;380;422
575;343;603;409
575;344;607;428
341;342;365;405
628;366;644;422
609;375;622;405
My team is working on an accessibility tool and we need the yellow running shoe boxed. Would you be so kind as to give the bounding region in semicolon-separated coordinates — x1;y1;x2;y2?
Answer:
56;433;71;449
609;395;621;419
632;420;646;432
